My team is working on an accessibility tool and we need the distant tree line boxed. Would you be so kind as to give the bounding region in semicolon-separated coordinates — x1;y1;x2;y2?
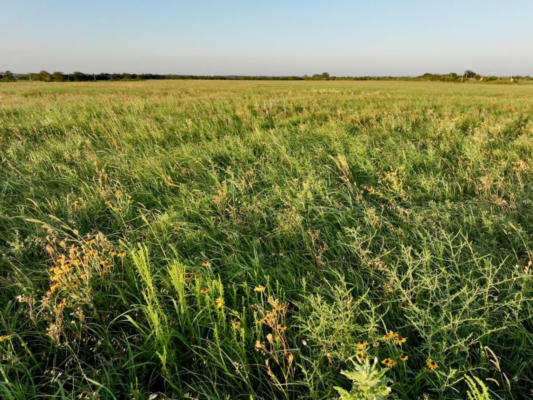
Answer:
1;70;531;83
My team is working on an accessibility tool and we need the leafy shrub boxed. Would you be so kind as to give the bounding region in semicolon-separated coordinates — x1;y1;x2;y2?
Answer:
334;357;392;400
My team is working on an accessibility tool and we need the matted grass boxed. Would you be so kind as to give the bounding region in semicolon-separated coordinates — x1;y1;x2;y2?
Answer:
0;80;532;399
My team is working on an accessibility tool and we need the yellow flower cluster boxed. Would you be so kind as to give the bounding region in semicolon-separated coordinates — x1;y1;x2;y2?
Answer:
354;330;440;373
103;187;133;213
40;231;124;344
354;330;414;369
254;295;294;385
45;235;121;301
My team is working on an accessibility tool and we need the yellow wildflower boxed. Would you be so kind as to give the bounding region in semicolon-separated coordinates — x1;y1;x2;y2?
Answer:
381;358;396;368
426;359;438;371
395;336;407;345
382;331;398;341
254;285;266;292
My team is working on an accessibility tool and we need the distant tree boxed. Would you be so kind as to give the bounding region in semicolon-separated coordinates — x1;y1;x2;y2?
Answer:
52;72;65;82
463;70;479;80
1;70;15;82
311;72;331;80
96;73;111;81
38;70;51;82
72;71;89;81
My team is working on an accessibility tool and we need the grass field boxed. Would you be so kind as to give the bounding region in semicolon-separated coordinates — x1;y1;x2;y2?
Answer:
0;80;532;399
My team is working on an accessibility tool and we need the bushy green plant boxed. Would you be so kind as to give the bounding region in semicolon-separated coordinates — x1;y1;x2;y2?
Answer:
334;358;392;400
296;276;378;362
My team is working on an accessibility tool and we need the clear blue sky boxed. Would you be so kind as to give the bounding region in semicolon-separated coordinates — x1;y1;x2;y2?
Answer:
2;0;533;76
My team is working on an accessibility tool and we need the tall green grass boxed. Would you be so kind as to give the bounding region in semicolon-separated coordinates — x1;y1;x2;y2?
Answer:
0;80;532;399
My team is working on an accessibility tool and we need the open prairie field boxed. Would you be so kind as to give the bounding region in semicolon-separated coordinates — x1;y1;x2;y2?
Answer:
0;80;532;399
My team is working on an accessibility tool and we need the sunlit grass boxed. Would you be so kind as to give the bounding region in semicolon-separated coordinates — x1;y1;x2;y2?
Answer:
0;80;532;399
